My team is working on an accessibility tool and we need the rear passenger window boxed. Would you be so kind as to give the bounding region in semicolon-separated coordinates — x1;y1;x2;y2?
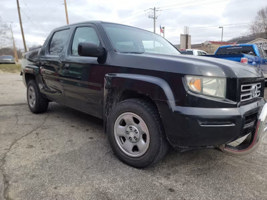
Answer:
71;27;100;56
49;29;70;55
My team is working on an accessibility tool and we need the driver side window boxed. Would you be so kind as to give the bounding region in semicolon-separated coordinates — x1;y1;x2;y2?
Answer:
71;27;100;56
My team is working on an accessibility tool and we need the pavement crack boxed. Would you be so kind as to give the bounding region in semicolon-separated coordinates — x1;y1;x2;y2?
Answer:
0;114;49;200
15;114;19;126
0;103;27;107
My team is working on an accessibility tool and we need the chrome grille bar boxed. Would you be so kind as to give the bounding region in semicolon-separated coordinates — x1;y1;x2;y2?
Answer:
240;83;261;102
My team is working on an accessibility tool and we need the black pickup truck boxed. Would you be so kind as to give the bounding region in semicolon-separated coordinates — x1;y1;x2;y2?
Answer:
21;21;267;168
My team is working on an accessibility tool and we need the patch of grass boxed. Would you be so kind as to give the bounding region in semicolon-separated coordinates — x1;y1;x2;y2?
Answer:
0;63;21;73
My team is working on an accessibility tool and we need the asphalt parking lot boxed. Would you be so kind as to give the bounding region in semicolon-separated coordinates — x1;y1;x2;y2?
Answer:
0;73;267;200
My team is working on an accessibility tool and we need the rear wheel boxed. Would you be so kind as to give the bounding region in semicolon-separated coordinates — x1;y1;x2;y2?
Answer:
27;80;49;113
107;99;169;168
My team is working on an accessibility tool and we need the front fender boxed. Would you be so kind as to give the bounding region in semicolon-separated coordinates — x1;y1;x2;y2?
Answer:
104;73;176;111
103;73;177;142
22;65;40;87
23;65;40;74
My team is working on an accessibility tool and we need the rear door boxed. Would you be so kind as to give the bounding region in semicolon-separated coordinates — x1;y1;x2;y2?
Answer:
40;28;70;104
61;25;103;118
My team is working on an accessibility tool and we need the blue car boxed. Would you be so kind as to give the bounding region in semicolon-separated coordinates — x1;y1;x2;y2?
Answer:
205;44;267;82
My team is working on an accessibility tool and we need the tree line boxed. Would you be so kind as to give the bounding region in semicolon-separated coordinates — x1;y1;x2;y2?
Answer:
0;47;22;59
250;6;267;36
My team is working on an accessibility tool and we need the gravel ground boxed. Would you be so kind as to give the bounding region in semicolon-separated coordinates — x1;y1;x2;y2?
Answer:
0;73;266;200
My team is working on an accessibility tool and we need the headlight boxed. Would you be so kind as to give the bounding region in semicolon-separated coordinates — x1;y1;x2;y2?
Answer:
185;75;226;98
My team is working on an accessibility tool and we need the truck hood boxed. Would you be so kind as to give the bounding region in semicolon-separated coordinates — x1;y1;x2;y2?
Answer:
111;53;263;78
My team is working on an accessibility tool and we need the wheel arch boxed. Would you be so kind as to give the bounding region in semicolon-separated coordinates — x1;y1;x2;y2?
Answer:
119;89;157;109
25;73;36;85
104;73;175;113
22;65;40;86
103;73;176;141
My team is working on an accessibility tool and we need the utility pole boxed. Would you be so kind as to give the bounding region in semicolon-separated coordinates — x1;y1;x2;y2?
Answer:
180;26;191;49
219;26;224;42
64;0;69;25
10;25;19;63
148;7;159;33
16;0;27;52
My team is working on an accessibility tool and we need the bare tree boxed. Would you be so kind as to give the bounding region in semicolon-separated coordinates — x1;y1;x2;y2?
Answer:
250;7;267;35
0;17;12;48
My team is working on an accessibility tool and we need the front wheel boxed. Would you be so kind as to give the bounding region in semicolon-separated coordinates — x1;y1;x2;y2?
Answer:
27;80;49;113
107;99;169;168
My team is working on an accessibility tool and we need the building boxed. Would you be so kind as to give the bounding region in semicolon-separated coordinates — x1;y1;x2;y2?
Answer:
175;32;267;55
180;34;191;49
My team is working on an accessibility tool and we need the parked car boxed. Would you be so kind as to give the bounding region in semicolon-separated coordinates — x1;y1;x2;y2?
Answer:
180;49;208;56
205;44;267;82
0;55;15;64
21;21;267;168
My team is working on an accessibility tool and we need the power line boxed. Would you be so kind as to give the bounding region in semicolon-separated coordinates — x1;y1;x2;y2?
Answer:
142;0;231;34
158;0;229;11
19;6;39;28
120;10;148;23
121;0;225;25
162;23;250;31
189;23;250;31
20;0;37;25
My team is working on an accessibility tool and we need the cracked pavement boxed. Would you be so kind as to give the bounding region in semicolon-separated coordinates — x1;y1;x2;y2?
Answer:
0;73;267;200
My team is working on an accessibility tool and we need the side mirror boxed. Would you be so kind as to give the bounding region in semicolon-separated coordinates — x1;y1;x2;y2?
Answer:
78;42;105;58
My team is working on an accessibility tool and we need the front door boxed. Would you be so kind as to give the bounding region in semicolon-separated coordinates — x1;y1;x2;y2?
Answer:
61;26;103;118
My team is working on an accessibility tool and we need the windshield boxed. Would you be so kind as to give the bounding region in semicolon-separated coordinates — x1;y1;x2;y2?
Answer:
103;23;180;56
216;46;256;56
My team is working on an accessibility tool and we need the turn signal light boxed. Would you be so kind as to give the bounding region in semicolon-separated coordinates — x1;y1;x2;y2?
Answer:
188;78;202;92
240;58;248;64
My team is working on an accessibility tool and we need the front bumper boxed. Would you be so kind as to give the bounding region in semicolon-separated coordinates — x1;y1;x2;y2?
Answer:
158;98;266;150
219;102;267;154
263;73;267;82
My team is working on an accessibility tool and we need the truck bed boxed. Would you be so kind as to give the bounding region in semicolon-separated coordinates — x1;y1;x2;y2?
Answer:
204;53;256;63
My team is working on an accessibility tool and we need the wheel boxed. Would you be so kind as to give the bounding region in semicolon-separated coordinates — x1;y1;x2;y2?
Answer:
107;99;169;168
27;80;49;113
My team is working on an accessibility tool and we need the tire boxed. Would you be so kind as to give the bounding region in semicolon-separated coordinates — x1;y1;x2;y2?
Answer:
107;99;169;168
27;80;49;113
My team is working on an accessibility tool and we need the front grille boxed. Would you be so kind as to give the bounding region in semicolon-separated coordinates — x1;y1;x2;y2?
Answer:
240;83;261;102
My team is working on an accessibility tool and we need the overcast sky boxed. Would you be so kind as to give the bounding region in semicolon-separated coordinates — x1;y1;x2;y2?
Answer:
0;0;266;49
